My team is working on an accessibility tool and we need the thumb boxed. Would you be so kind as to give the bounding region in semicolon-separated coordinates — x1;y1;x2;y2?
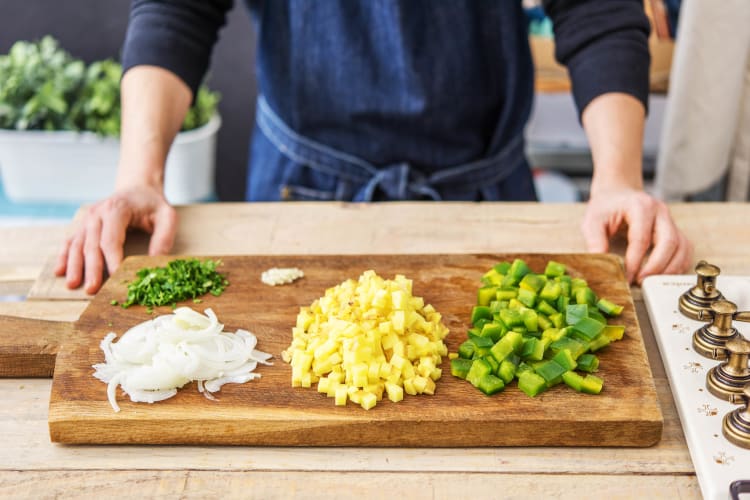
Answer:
148;204;178;256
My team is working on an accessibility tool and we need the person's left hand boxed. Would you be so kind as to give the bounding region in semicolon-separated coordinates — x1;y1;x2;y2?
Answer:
581;186;692;284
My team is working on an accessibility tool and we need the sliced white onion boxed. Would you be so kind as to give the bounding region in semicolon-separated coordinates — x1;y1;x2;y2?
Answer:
92;308;272;412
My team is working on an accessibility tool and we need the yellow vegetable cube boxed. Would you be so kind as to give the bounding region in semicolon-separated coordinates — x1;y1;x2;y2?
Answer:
385;382;404;403
352;363;368;387
317;377;330;394
360;392;377;410
413;376;429;394
403;378;417;396
368;362;381;384
335;385;348;406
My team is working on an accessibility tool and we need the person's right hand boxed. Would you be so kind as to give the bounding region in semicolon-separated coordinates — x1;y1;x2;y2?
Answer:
54;185;177;294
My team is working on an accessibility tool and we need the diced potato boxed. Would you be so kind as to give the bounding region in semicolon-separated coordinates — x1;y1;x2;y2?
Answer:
284;270;450;410
360;392;377;410
385;382;404;403
334;385;348;406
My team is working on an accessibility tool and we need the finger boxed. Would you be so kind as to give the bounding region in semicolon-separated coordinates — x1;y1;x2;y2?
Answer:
624;207;655;284
65;231;85;289
83;216;105;294
148;204;177;256
636;213;680;281
580;215;611;254
100;203;129;275
662;233;692;276
54;237;73;276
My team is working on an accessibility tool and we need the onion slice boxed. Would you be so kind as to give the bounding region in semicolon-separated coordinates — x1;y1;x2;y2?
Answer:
92;307;272;412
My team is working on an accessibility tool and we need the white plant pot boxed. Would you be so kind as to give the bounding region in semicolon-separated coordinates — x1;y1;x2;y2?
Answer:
0;114;221;204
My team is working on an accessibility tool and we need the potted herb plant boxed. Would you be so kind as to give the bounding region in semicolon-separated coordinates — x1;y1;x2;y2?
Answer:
0;37;221;204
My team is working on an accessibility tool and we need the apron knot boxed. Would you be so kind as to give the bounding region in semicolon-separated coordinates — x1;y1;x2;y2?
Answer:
358;163;442;201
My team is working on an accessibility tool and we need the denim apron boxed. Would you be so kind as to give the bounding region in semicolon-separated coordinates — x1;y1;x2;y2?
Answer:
247;96;536;202
244;1;537;202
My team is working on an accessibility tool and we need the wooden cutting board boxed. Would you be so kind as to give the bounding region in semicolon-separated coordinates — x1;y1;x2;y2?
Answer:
48;253;662;447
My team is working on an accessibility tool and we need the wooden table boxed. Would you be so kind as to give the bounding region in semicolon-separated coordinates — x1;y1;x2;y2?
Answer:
2;202;747;498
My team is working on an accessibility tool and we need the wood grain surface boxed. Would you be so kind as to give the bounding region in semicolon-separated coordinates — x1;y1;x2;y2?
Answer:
0;315;71;377
48;253;661;447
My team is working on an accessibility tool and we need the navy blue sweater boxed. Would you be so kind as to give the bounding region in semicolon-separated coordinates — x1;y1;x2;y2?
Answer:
122;0;650;171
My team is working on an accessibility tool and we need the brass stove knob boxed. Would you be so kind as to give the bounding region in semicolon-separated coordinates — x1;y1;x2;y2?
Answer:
692;300;750;359
679;260;724;320
723;383;750;449
706;338;750;400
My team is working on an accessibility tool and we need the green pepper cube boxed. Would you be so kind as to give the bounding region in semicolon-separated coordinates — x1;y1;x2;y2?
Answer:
522;309;538;333
483;354;500;374
519;273;546;293
597;298;624;316
477;373;505;395
480;322;505;342
562;370;584;392
575;287;597;306
474;319;491;331
539;281;561;302
537;313;552;332
469;334;494;350
551;349;577;371
572;316;605;341
570;278;588;293
497;359;517;383
518;371;547;397
602;325;625;341
450;358;473;379
471;305;493;325
495;288;518;301
557;277;571;298
457;340;476;359
577;353;599;373
566;303;588;326
549;312;564;328
507;353;521;366
477;287;497;307
466;358;493;387
536;298;558;317
521;337;545;361
482;268;504;286
544;260;566;277
557;295;570;314
587;333;611;352
499;308;524;327
581;374;604;394
516;361;534;376
493;262;511;275
549;337;588;359
534;360;568;386
517;288;537;308
490;331;523;363
508;259;531;283
587;309;608;326
541;328;565;343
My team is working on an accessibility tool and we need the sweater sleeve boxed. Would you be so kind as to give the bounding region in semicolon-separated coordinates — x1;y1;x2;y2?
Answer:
121;0;233;97
542;0;651;116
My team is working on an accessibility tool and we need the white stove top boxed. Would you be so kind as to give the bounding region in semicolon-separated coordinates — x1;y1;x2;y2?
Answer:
642;275;750;500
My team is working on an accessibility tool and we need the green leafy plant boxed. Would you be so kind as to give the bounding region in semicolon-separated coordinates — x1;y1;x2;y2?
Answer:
0;36;219;136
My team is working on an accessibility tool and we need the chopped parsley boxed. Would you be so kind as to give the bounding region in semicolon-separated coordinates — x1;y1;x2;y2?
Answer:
117;258;228;310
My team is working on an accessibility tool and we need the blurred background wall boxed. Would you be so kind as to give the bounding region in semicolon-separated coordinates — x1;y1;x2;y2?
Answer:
0;1;258;201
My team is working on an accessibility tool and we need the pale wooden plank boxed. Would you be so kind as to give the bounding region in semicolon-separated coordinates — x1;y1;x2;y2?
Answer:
0;378;693;473
27;202;750;300
0;471;701;500
0;301;86;322
28;203;589;299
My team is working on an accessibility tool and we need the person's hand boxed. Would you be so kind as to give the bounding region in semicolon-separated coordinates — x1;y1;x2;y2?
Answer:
581;186;692;284
54;185;177;294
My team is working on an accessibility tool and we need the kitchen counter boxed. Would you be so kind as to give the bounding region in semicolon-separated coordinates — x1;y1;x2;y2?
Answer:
2;202;747;498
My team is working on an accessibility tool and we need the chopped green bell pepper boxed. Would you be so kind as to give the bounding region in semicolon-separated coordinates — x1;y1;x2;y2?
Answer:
577;353;599;373
544;260;566;278
518;371;547;397
466;358;493;387
581;374;604;394
477;373;505;395
597;298;624;316
450;358;473;379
